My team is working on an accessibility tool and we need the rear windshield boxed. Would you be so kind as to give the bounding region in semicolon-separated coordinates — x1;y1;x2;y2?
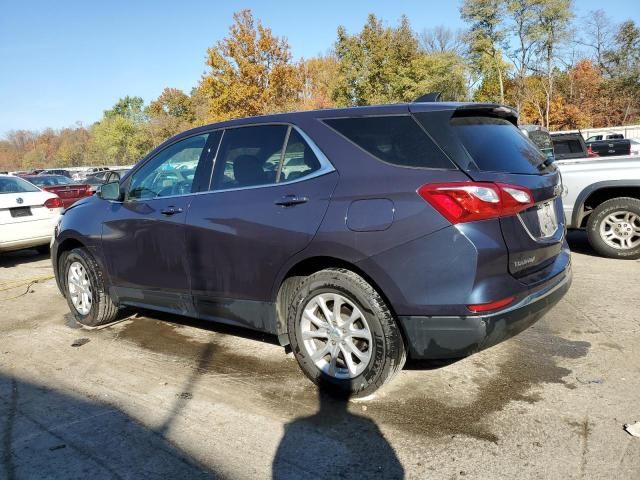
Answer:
553;138;584;154
324;116;455;169
451;117;548;174
0;176;40;194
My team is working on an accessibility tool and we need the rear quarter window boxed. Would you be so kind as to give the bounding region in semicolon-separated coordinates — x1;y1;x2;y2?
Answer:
323;115;454;169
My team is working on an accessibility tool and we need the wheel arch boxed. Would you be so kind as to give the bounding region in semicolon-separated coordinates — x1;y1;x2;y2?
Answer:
53;237;87;296
573;181;640;228
274;255;402;346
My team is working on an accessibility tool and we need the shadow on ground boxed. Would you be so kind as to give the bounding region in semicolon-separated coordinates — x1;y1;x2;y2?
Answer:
0;372;217;479
566;229;598;257
0;249;49;268
273;391;404;479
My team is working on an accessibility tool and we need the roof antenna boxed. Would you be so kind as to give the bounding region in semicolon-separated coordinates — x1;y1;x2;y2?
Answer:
413;92;442;103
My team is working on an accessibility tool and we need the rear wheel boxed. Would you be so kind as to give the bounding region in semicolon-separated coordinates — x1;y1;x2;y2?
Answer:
587;197;640;259
61;248;119;327
287;268;406;398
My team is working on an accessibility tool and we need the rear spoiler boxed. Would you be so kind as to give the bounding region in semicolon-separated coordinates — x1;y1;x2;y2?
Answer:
452;104;519;126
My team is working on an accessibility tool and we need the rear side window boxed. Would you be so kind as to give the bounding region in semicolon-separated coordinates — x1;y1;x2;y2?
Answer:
324;116;454;169
280;129;321;182
451;117;546;174
212;125;288;190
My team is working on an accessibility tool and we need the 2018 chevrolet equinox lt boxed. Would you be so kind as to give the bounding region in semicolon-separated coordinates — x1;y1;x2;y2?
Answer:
53;102;571;397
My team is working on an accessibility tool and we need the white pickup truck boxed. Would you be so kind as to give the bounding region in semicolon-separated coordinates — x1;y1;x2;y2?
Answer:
557;156;640;259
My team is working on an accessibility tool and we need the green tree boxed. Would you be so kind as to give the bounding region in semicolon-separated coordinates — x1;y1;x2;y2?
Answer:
333;14;464;105
196;9;301;122
146;88;195;143
461;0;508;103
89;97;152;166
534;0;573;127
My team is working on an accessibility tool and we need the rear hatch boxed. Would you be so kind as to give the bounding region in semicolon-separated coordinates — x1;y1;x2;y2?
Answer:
412;104;564;278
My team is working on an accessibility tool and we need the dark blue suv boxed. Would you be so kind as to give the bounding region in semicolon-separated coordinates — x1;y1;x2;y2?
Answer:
52;102;571;397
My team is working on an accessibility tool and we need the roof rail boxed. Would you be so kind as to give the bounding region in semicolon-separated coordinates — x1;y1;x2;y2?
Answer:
413;92;442;102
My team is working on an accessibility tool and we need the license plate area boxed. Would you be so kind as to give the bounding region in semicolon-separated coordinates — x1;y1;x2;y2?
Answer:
10;207;32;218
537;201;558;238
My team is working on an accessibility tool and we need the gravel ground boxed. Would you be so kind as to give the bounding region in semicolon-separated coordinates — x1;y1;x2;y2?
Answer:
1;230;639;479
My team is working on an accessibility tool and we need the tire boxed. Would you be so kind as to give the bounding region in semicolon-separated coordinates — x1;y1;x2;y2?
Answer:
586;197;640;259
60;247;119;327
287;268;406;398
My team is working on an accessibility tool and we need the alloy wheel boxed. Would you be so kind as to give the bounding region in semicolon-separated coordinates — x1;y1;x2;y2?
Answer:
67;261;93;315
299;292;373;379
599;211;640;250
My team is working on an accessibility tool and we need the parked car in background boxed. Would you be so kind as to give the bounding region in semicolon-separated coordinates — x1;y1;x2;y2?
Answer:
39;169;72;178
72;166;110;181
520;125;554;159
557;156;640;259
585;133;631;157
53;101;571;397
0;174;63;253
550;133;597;160
628;139;640;156
23;175;93;208
84;169;130;192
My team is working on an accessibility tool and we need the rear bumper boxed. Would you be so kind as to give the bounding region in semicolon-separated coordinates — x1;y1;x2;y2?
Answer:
397;263;572;359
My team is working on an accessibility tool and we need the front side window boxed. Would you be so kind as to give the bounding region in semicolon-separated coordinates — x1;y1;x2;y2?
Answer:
127;133;209;200
212;125;288;190
0;176;40;194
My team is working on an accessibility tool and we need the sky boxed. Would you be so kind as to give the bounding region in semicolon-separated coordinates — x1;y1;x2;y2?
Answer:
1;0;638;135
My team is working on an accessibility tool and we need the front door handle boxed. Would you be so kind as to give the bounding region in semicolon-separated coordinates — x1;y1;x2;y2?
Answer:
275;195;309;207
160;206;183;216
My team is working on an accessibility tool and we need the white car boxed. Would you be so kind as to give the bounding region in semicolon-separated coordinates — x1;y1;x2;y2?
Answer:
0;175;63;253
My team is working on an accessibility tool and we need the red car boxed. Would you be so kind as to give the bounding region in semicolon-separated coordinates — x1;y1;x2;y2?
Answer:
23;175;93;208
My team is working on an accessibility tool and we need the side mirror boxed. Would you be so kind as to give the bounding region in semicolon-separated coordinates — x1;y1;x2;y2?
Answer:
98;181;123;201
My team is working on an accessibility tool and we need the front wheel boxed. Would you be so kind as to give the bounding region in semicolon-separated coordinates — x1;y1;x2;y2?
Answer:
587;197;640;259
287;268;406;398
61;248;119;327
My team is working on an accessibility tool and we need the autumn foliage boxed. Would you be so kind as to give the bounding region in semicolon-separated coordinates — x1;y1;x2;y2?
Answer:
1;7;639;171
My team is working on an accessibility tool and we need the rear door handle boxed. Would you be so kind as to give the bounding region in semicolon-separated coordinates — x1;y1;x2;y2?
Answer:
160;206;183;216
275;195;309;207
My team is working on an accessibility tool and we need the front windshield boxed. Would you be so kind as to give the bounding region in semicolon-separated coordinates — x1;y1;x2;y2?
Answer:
0;176;40;194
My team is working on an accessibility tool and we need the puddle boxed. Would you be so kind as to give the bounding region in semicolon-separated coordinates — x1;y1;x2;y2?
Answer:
362;328;591;442
83;313;592;443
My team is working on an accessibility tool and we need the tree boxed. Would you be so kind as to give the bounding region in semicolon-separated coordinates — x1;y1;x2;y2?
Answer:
533;0;573;128
147;88;195;143
419;26;465;55
601;20;640;124
505;0;542;114
460;0;508;103
332;14;465;105
196;9;301;122
104;96;146;122
577;10;614;69
298;56;340;110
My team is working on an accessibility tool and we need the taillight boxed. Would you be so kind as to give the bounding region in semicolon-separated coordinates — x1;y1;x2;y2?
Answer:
467;296;515;313
417;182;533;224
44;197;63;209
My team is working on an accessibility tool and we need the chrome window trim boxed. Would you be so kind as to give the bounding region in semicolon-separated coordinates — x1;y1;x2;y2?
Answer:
122;124;336;202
